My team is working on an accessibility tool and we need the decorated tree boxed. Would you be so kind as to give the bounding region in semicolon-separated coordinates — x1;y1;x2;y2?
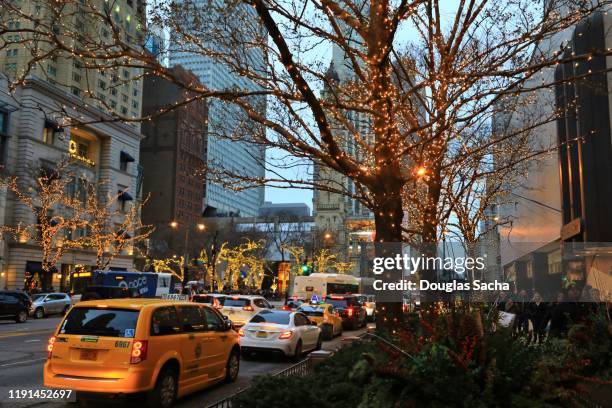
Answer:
0;160;84;291
75;186;155;270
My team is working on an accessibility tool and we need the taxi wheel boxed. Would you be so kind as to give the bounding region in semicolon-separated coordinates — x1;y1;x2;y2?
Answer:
225;350;240;383
321;324;333;341
147;368;177;408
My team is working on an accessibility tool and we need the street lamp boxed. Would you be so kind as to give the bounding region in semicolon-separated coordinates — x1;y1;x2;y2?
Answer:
168;220;206;283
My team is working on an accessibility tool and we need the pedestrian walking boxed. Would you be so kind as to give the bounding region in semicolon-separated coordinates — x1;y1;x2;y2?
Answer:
528;292;547;345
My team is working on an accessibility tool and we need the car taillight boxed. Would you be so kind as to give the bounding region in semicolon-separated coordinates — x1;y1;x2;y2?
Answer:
243;305;254;311
281;305;291;311
238;328;245;336
130;340;148;364
347;307;354;317
278;330;293;340
47;336;56;358
213;299;222;309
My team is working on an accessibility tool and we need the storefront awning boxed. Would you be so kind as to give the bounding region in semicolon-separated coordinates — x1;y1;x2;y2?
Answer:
118;191;133;201
120;151;135;163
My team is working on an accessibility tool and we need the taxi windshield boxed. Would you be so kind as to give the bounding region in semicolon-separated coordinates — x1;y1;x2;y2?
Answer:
298;306;324;316
60;307;139;338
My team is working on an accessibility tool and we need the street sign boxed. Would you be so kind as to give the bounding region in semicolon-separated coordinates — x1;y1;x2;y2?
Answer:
561;218;581;240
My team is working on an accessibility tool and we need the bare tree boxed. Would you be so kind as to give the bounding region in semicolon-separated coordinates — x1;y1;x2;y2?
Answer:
2;0;610;326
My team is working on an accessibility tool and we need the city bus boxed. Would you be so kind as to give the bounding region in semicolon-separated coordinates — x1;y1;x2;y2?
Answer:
291;273;360;300
69;270;181;299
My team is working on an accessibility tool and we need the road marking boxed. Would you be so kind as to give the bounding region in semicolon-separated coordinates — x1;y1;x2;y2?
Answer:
0;357;47;367
25;339;41;343
0;329;53;339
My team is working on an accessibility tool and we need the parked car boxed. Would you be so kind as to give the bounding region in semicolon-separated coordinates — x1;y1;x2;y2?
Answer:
297;302;343;340
0;290;31;323
220;295;274;327
239;310;321;359
325;294;367;330
355;294;376;322
44;298;240;408
30;293;72;318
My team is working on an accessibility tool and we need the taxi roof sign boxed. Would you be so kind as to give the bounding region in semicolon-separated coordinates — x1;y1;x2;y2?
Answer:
310;295;319;304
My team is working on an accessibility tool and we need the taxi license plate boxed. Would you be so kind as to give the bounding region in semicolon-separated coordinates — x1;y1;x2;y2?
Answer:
256;331;267;338
80;349;98;361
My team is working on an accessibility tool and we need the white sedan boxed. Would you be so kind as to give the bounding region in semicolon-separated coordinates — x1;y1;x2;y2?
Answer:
239;310;322;359
221;295;274;327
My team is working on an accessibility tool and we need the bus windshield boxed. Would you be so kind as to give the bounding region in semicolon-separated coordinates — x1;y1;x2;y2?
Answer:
327;283;358;294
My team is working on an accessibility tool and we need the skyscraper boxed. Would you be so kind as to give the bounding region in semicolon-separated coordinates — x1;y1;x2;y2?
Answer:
0;0;146;130
168;0;266;217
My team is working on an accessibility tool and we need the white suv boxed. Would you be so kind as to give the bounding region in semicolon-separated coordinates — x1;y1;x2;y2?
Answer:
221;295;274;327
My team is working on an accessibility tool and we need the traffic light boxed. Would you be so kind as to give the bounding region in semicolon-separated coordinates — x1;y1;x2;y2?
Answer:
301;260;312;276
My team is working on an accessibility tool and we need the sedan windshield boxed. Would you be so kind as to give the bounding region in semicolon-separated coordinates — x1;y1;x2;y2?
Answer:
249;310;290;325
32;294;46;301
224;298;250;307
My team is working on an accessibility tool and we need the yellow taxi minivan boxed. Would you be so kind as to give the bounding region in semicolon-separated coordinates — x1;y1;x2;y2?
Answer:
44;298;240;408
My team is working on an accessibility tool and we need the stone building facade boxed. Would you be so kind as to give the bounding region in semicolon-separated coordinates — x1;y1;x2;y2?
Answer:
0;75;141;291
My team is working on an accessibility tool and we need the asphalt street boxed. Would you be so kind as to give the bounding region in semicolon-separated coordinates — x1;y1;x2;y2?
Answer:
0;315;366;407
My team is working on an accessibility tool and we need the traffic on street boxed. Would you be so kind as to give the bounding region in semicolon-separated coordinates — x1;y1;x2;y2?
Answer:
0;293;369;408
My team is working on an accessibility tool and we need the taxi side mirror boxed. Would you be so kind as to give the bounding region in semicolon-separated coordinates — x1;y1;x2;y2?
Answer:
224;320;232;331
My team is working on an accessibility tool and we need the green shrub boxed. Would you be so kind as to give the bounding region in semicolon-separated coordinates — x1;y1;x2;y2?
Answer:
232;311;611;408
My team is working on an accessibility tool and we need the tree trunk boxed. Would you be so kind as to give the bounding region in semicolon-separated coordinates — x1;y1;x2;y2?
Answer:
373;193;405;333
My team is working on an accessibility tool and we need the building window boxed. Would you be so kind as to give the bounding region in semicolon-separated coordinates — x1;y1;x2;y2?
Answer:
68;136;94;166
47;65;57;76
71;87;81;97
42;121;57;145
98;80;106;90
0;110;8;165
73;72;81;82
